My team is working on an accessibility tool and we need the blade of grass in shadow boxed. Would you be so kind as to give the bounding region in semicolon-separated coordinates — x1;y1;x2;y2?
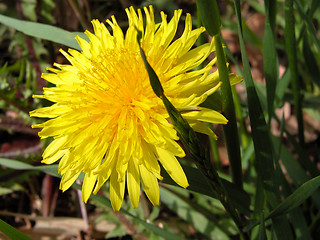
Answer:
271;135;320;210
233;0;274;194
263;0;278;125
232;1;295;237
273;115;312;240
266;175;320;220
284;0;305;146
197;0;243;190
0;14;87;50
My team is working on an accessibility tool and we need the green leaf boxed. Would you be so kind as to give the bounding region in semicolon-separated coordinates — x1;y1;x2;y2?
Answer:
0;158;60;177
266;176;320;220
0;14;87;50
0;218;33;240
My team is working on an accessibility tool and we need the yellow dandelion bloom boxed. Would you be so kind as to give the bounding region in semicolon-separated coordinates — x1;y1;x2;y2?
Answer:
30;6;232;211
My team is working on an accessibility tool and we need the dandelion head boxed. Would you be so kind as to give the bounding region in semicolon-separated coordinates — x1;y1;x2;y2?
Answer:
30;6;231;211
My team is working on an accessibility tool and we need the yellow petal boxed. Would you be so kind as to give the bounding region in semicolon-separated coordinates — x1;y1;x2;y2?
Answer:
42;150;65;164
229;73;243;86
110;171;125;211
188;121;217;139
127;159;140;208
156;147;188;188
60;170;80;192
181;107;228;124
139;164;159;206
82;170;97;203
42;136;68;159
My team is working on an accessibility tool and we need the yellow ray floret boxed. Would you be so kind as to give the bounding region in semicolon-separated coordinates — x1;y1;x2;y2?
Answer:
30;5;234;211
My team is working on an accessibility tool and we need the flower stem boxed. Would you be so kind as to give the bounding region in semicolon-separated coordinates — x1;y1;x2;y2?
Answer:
196;0;243;189
137;31;248;239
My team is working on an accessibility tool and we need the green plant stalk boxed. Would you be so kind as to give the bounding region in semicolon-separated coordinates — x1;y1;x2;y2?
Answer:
137;32;248;238
161;95;247;239
197;3;221;170
197;0;243;189
215;34;243;189
284;0;305;146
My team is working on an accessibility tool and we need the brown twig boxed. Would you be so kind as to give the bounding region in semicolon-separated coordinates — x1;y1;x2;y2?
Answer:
0;143;42;158
0;115;39;135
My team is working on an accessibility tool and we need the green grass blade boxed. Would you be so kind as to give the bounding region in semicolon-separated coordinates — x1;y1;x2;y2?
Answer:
0;218;33;240
284;0;305;146
271;136;320;210
263;0;278;124
0;14;86;50
216;34;243;189
266;176;320;220
233;0;274;186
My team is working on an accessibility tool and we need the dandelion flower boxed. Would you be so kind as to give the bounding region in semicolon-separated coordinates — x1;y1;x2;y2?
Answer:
30;6;234;211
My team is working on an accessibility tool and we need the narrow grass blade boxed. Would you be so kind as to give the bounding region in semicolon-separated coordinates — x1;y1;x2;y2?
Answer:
284;0;305;146
233;0;274;185
0;218;33;240
266;176;320;220
216;34;243;189
0;14;86;50
263;0;278;124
